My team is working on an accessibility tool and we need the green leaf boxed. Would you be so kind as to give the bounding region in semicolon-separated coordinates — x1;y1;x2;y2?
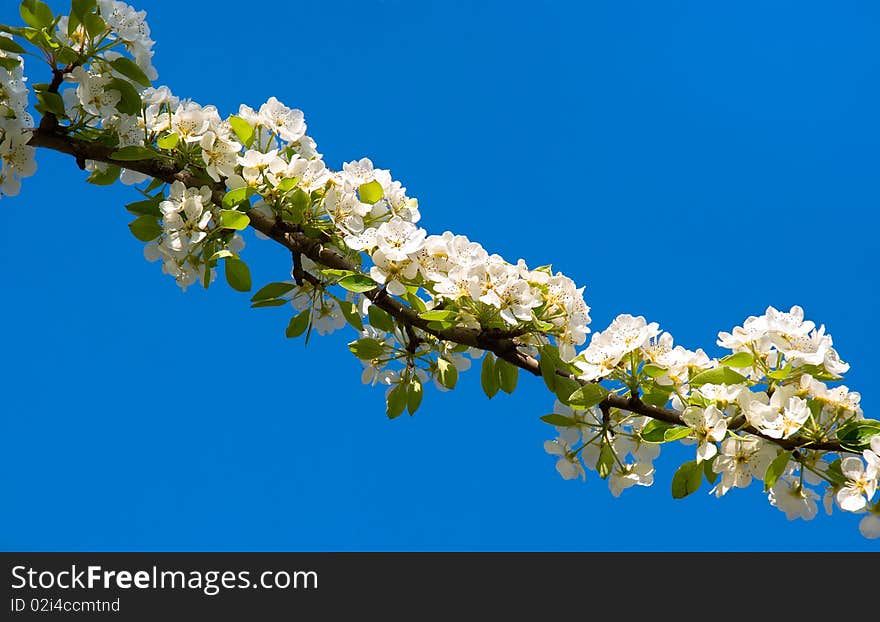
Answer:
418;309;458;322
688;367;748;387
481;353;499;399
496;358;519;395
824;459;846;486
404;291;427;313
285;309;310;338
368;305;395;332
337;299;364;332
81;11;105;38
156;132;179;150
539;352;557;392
127;215;161;242
275;177;299;193
35;90;65;117
222;186;256;209
108;77;142;115
348;338;385;360
437;357;459;389
642;363;667;378
641;388;672;407
220;209;250;230
763;451;791;492
110;145;158;161
597;443;614;480
358;180;384;204
407;377;423;415
836;419;880;451
110;56;151;87
55;45;78;65
338;274;378;293
224;257;251;292
86;165;120;186
553;376;580;405
20;0;54;30
719;352;754;368
640;420;676;443
252;282;296;302
210;249;235;261
228;115;254;148
0;37;25;54
250;299;288;308
540;413;578;427
703;457;718;485
72;0;97;21
0;56;21;72
124;195;161;217
664;426;692;442
566;383;609;409
386;383;407;419
671;461;703;499
766;364;792;381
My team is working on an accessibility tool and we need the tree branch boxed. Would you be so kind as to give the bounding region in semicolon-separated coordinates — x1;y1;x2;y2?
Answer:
25;125;850;455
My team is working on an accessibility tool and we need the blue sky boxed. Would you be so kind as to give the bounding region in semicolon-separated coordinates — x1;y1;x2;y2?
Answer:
1;0;878;551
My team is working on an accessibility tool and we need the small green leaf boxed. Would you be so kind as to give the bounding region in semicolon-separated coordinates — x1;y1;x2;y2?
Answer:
386;383;407;419
566;383;609;409
368;305;395;332
418;309;458;322
641;388;672;407
127;215;162;242
348;338;385;360
597;443;614;480
210;249;235;261
108;77;142;115
481;353;499;399
0;56;21;72
0;37;25;54
437;357;459;389
719;352;754;368
81;11;106;38
224;257;252;292
20;0;54;30
766;365;792;381
553;376;580;405
156;132;179;150
285;309;310;338
664;426;692;442
228;115;254;148
671;461;703;499
110;56;151;87
124;196;162;217
72;0;97;21
338;274;378;293
222;186;256;209
640;420;676;443
252;282;296;302
220;209;250;230
404;291;427;313
836;419;880;451
251;299;287;308
86;165;120;186
111;145;158;161
763;451;791;492
540;413;578;427
276;177;299;193
688;367;748;387
35;90;66;117
703;457;718;485
358;180;384;204
496;358;519;395
407;377;423;415
539;352;557;392
337;299;364;331
642;363;667;378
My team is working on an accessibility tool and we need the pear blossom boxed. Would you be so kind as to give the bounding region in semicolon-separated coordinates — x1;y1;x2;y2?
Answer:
712;435;778;497
259;97;306;143
769;476;819;521
681;405;727;463
836;457;877;512
544;427;584;481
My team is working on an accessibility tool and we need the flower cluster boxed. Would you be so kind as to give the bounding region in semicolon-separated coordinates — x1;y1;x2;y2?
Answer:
546;306;878;538
0;36;36;198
